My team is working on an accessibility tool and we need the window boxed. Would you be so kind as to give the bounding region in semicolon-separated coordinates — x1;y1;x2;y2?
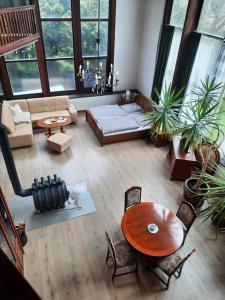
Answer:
39;0;75;92
5;45;42;95
0;0;115;98
160;0;189;94
198;0;225;37
80;0;110;88
170;0;189;28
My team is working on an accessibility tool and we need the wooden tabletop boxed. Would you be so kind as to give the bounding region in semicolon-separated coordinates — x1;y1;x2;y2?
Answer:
37;116;71;129
122;202;184;257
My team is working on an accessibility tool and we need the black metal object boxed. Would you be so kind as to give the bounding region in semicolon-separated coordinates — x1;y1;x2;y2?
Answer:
0;123;70;212
32;175;69;212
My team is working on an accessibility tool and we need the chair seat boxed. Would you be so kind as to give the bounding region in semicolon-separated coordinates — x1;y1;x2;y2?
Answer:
158;252;182;276
114;240;137;267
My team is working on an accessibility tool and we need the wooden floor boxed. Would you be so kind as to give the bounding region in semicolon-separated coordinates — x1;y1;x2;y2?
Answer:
1;112;225;300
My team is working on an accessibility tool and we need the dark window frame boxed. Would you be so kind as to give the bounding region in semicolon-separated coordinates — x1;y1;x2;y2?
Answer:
0;0;116;100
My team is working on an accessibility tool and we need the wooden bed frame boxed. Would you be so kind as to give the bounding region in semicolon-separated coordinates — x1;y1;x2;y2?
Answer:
85;94;153;146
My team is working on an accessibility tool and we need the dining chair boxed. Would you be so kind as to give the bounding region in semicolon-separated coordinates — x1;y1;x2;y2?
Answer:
176;201;197;245
150;249;196;290
124;186;142;212
105;231;138;280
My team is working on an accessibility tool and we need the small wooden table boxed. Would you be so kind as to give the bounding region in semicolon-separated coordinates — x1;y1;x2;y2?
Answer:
37;116;71;137
122;202;183;257
168;136;196;181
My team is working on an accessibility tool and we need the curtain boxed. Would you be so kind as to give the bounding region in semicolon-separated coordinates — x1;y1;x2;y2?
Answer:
151;25;174;102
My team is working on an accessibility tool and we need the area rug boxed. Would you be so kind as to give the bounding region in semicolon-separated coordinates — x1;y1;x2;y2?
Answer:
7;183;96;231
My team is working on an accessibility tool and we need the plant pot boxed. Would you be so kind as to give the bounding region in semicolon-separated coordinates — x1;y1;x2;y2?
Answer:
183;178;209;208
151;134;168;147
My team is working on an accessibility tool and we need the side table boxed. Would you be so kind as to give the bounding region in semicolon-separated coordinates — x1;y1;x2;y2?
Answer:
168;136;196;181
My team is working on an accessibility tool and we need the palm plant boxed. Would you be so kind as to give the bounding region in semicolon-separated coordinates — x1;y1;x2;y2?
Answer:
145;83;184;146
199;164;225;228
178;77;225;207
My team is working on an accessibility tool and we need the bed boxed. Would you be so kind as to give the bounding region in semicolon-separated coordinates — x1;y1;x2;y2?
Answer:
86;95;153;146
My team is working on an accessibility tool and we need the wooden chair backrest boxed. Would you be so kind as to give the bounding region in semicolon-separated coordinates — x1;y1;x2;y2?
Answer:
124;186;142;212
176;201;196;233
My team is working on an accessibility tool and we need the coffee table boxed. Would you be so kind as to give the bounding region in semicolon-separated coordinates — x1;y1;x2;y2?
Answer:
37;116;71;137
122;202;184;257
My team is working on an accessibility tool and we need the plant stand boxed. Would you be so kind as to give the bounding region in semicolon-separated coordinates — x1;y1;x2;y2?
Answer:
168;136;196;181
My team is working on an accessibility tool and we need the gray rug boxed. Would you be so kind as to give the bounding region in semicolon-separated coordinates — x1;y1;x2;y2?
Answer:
8;183;96;231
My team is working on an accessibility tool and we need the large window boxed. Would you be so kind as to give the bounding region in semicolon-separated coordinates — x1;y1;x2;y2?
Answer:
0;0;115;98
161;0;189;92
80;0;110;88
38;0;75;92
5;45;42;95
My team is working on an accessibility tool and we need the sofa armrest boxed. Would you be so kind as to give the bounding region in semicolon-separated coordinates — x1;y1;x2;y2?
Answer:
68;103;77;123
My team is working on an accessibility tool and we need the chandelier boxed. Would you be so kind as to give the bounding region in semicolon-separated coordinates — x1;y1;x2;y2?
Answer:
77;0;119;94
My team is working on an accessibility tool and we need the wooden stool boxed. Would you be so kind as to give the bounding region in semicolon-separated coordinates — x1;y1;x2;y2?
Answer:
47;132;72;153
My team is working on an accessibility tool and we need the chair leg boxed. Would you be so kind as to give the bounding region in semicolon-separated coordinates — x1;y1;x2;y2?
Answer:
112;266;117;281
106;248;111;263
165;276;172;290
175;266;183;278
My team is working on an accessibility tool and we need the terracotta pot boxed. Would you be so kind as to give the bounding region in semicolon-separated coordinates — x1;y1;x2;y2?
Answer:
183;178;209;208
151;134;168;147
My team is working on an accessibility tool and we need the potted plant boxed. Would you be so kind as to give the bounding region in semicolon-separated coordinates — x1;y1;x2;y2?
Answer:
145;84;185;147
199;164;225;228
177;77;224;207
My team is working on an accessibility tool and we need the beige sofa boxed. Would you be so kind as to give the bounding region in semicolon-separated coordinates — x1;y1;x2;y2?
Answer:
1;96;77;149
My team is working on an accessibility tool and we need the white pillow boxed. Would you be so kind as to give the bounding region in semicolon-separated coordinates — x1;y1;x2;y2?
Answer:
10;104;23;115
13;112;31;125
121;103;144;114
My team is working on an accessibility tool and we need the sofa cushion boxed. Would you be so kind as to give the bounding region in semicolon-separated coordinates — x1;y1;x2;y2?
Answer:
14;112;31;125
8;123;33;149
8;99;29;112
1;101;15;134
55;96;70;111
31;110;70;122
27;98;44;113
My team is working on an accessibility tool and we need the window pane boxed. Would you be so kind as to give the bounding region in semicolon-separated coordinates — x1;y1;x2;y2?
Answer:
81;21;108;57
47;60;75;91
198;0;225;37
42;21;73;58
0;82;3;95
80;0;109;19
7;62;42;95
161;28;182;91
5;44;36;61
39;0;71;18
82;58;106;88
170;0;189;27
186;36;225;97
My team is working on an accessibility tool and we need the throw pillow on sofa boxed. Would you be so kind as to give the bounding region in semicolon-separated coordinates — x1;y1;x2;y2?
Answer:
13;112;31;125
10;104;23;115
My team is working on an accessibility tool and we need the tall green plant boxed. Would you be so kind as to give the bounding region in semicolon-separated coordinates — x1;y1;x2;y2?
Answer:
145;84;184;137
199;165;225;228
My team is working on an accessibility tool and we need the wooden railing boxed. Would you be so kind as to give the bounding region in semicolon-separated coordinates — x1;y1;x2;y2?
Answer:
0;5;40;56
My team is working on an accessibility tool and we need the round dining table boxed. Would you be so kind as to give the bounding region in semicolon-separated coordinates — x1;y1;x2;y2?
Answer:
121;202;184;257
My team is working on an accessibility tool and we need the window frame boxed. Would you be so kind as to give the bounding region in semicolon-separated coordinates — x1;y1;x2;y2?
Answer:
0;0;116;99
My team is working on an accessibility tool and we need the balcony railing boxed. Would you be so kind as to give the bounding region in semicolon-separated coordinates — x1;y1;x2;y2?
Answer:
0;5;40;56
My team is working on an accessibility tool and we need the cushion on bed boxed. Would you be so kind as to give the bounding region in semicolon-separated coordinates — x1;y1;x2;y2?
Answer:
89;104;126;119
97;116;139;134
120;103;144;114
131;113;150;127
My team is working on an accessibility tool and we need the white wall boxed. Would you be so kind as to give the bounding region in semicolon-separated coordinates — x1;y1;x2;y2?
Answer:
137;0;166;97
113;0;145;91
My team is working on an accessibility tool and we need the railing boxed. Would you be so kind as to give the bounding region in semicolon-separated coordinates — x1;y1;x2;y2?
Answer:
0;5;40;56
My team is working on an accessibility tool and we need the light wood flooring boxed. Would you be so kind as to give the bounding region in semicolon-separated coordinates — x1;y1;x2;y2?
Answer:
1;112;225;300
